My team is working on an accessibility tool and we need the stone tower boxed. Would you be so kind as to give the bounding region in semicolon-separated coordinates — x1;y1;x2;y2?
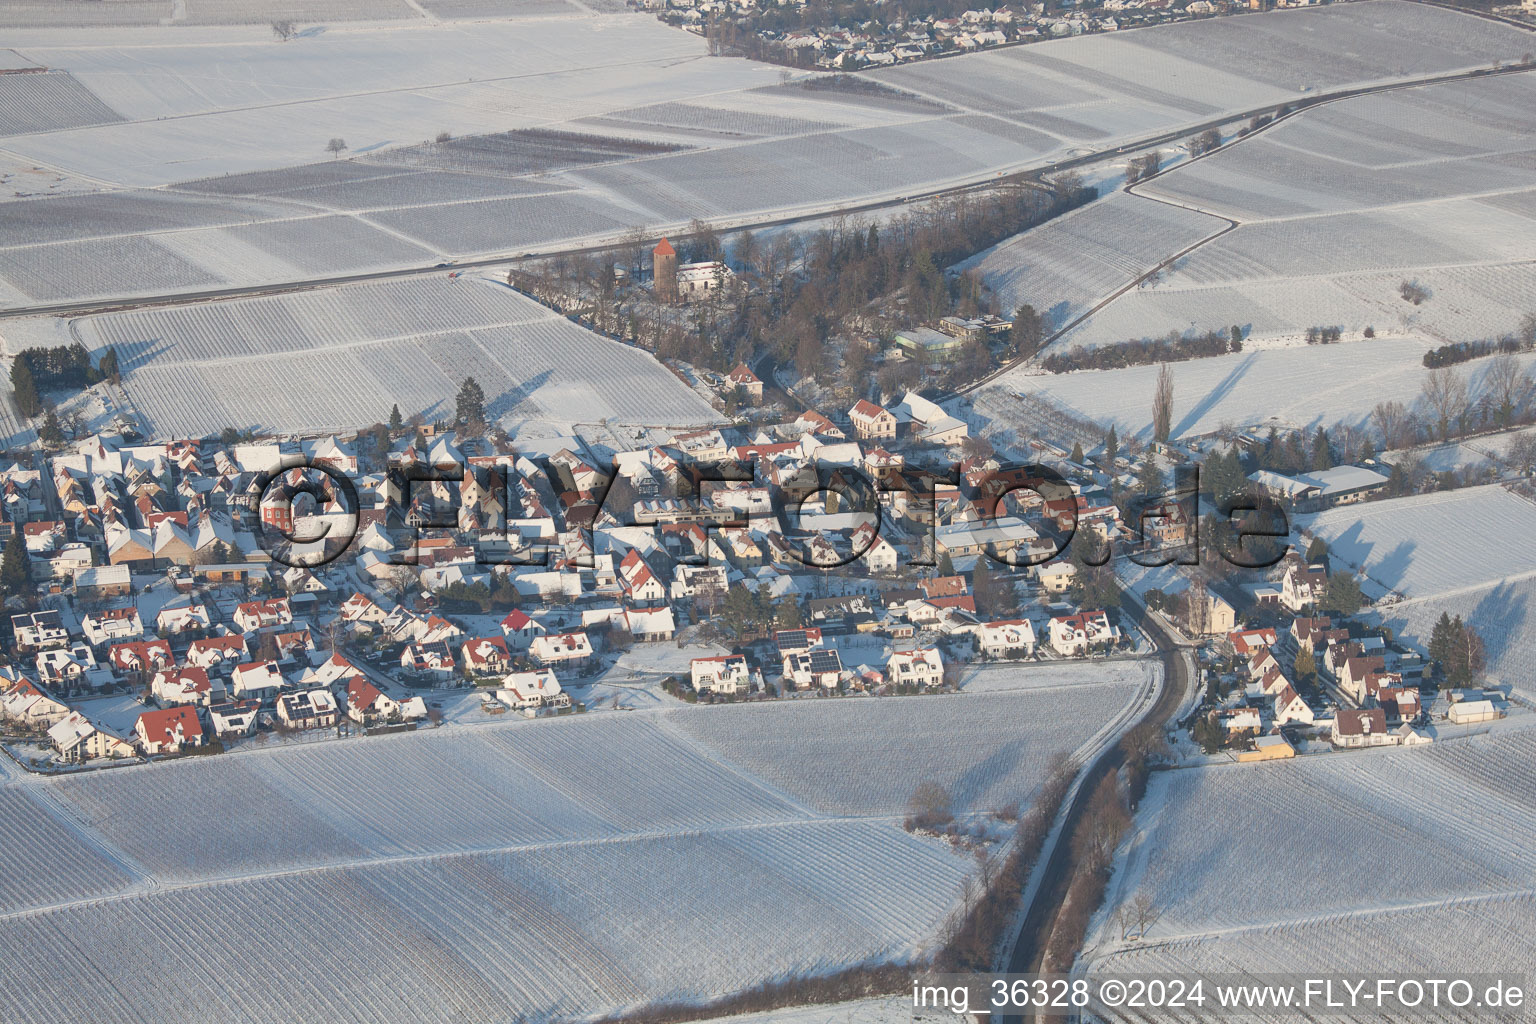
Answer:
652;237;678;303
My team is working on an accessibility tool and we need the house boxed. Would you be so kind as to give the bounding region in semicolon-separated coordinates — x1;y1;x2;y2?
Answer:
1048;610;1117;656
11;610;68;652
81;606;144;647
1217;706;1263;737
36;644;106;689
460;636;513;677
186;634;249;669
691;654;750;695
229;660;286;700
1332;707;1391;747
1273;685;1315;727
1227;627;1278;657
48;712;134;763
726;363;764;401
849;399;897;440
276;688;339;730
499;609;547;648
233;597;292;633
1281;562;1328;613
979;619;1036;659
623;606;675;642
1185;590;1236;636
774;627;824;655
108;639;175;677
207;700;260;738
156;603;212;635
151;666;219;706
74;564;131;599
346;677;402;724
530;632;593;672
618;548;667;605
1;679;70;728
339;592;389;629
135;705;205;755
497;669;569;709
400;641;457;682
782;647;844;689
886;647;944;689
1036;562;1076;594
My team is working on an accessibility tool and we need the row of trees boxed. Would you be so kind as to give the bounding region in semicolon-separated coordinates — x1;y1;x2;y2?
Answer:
10;344;121;419
1041;326;1241;374
1427;612;1486;688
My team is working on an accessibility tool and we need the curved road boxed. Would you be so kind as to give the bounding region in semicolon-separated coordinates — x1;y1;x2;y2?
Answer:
996;591;1191;1024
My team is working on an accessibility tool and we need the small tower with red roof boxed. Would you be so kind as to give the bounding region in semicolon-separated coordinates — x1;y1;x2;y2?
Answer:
652;237;678;303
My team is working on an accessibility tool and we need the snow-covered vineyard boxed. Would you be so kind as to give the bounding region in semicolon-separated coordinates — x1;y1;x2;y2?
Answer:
0;679;1140;1023
1086;725;1536;1020
17;276;724;437
1;2;1532;306
1040;73;1536;353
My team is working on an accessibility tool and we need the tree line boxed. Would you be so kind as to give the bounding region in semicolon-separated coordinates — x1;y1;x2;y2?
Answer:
1041;326;1241;374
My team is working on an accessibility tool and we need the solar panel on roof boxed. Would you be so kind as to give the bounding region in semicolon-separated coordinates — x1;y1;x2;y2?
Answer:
808;650;842;673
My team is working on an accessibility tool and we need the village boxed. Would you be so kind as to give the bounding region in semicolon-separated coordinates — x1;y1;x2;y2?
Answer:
0;342;1510;773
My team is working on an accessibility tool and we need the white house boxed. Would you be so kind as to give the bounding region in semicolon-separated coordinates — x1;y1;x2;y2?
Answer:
886;647;944;689
497;670;569;709
346;677;402;724
135;705;205;755
186;634;249;669
229;660;286;700
499;609;547;648
156;603;212;635
1048;611;1117;657
48;712;134;763
277;688;339;730
782;647;844;690
81;607;144;647
11;610;68;651
979;619;1036;659
1332;707;1393;746
1273;685;1314;727
207;700;260;738
530;632;593;671
233;597;292;633
691;654;750;695
1281;562;1328;613
151;666;219;706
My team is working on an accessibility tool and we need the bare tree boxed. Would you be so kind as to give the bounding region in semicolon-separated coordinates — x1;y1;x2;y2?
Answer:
1118;892;1161;940
1507;432;1536;475
271;19;296;40
904;780;954;832
1152;362;1174;443
1372;399;1408;449
1399;279;1430;306
434;130;452;143
1421;366;1468;439
325;137;348;158
1520;312;1536;351
1485;352;1531;426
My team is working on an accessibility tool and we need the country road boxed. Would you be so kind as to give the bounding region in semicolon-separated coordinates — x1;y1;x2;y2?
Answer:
2;61;1531;323
995;588;1193;1024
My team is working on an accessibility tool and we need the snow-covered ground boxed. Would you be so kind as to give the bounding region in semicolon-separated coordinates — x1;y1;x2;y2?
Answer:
1085;724;1536;1006
2;2;1532;306
1296;485;1536;603
5;274;723;437
1036;73;1536;354
986;337;1528;440
0;678;1146;1023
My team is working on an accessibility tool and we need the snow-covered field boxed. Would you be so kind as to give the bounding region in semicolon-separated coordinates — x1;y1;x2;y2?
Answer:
1296;485;1536;603
987;337;1534;440
0;679;1144;1023
1043;73;1536;353
9;275;722;436
1;2;1531;306
1087;726;1536;1015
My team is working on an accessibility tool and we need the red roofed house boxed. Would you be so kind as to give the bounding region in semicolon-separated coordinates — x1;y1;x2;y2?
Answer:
233;597;292;634
346;677;401;725
1228;627;1278;657
530;632;593;672
1048;610;1117;656
186;634;249;669
151;666;219;706
500;609;547;648
727;363;763;402
849;399;897;440
497;669;570;710
109;639;175;678
618;549;667;605
135;705;205;755
691;654;750;695
461;636;513;678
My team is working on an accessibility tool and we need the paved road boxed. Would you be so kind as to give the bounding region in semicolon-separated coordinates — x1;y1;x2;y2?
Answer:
994;591;1191;1024
2;62;1531;323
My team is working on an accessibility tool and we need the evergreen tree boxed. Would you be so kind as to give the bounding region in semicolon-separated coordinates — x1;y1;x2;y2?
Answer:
1105;425;1118;465
1071;441;1085;464
1293;645;1316;682
455;377;486;429
1305;536;1329;564
10;358;40;419
1011;304;1044;356
1310;427;1334;471
388;404;404;432
1427;611;1454;675
936;551;955;577
1229;325;1243;352
38;407;63;445
0;538;30;600
1319;573;1362;616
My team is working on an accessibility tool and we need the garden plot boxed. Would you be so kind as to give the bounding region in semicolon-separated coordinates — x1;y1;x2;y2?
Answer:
992;337;1513;440
958;191;1227;331
1296;485;1536;602
0;71;122;136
